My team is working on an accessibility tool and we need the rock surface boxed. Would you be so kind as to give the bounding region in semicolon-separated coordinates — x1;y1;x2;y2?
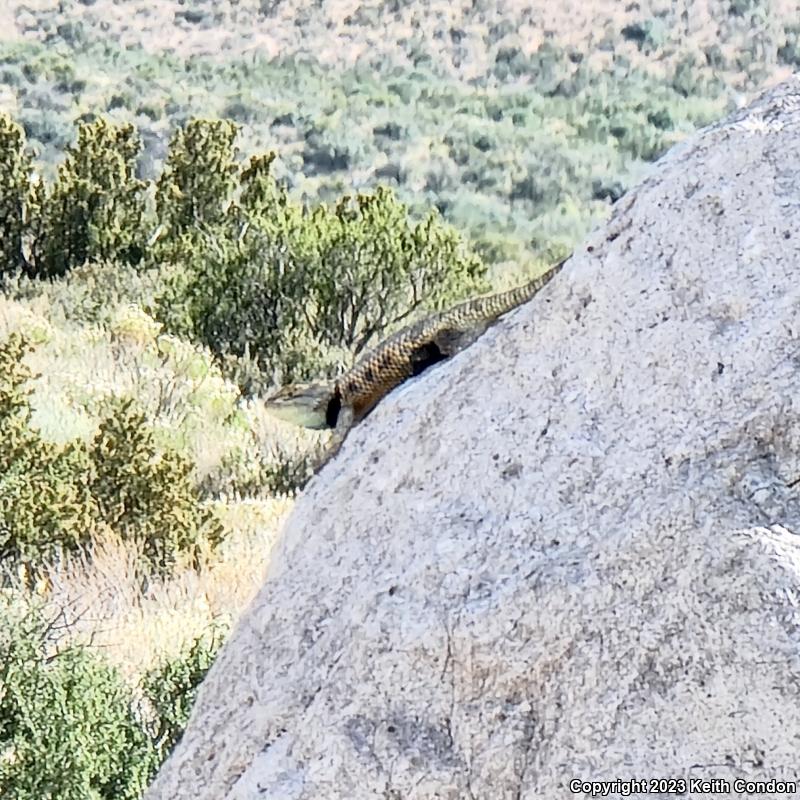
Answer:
146;78;800;799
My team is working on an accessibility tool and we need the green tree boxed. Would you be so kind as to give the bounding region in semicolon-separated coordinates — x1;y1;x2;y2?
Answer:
0;333;97;568
309;187;487;356
0;602;223;799
172;151;488;384
0;335;223;575
0;114;32;276
29;118;147;278
154;119;239;244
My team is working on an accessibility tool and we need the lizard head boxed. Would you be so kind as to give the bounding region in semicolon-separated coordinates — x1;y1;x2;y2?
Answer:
264;382;341;430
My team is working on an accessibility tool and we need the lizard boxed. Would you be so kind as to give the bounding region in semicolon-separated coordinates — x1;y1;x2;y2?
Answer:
264;255;566;463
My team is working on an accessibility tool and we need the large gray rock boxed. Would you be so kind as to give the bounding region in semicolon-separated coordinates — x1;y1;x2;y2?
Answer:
146;79;800;799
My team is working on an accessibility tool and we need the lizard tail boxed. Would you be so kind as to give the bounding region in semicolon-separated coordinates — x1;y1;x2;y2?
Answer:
495;254;567;311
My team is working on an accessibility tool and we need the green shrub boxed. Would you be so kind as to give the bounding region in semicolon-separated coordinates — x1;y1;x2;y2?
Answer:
308;187;487;355
200;436;321;498
0;600;158;799
90;398;224;571
0;334;223;575
17;108;73;150
0;436;96;568
154;119;238;243
608;113;666;161
0;600;224;799
166;225;321;381
493;46;531;81
729;0;760;15
472;232;524;264
160;143;487;382
153;146;311;371
704;44;727;69
621;18;668;51
28;118;148;278
671;55;700;98
0;333;97;568
647;108;674;131
778;25;800;66
0;332;32;423
139;623;226;755
302;128;353;175
14;259;165;326
0;64;24;88
55;20;88;47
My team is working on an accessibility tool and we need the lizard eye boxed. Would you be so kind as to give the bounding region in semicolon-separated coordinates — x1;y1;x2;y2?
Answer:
326;392;341;428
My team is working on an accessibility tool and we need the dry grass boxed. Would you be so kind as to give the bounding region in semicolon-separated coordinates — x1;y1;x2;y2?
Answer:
36;496;292;679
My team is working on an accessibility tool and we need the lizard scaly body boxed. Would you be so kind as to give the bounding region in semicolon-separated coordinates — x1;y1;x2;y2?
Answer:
265;256;566;446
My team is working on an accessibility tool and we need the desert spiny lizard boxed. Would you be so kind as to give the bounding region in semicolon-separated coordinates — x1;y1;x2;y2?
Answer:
265;256;566;458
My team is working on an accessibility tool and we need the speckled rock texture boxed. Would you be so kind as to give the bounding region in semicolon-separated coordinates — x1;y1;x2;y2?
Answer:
146;78;800;800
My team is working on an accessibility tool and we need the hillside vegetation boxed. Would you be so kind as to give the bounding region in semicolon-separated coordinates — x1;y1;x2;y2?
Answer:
0;0;798;796
6;0;788;263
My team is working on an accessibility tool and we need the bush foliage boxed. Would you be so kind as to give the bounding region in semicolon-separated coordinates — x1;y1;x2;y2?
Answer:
139;623;226;756
0;115;31;275
0;26;741;267
0;112;488;385
0;115;445;565
0;599;223;799
30;118;148;278
0;332;222;574
0;603;156;799
0;117;148;280
0;333;97;567
155;119;239;240
90;399;224;571
153;121;487;381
